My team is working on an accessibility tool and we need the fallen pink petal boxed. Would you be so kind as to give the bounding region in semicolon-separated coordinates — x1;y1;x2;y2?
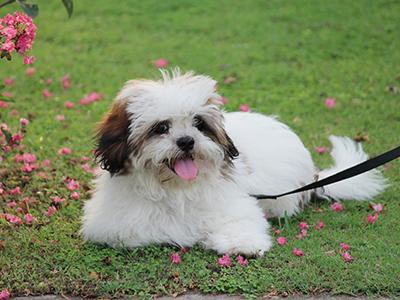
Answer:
42;89;53;99
239;104;250;112
367;214;379;224
339;242;350;251
64;101;75;109
26;67;36;76
2;91;13;98
62;74;71;89
0;288;10;300
9;186;22;195
19;118;29;126
299;222;309;230
371;203;383;214
154;58;168;68
342;251;353;262
6;214;22;225
55;115;66;122
78;92;103;106
42;159;51;167
0;101;10;108
315;221;325;230
218;254;232;267
330;202;344;212
315;146;328;154
220;96;228;105
46;206;57;217
236;255;248;266
325;97;336;108
66;179;80;191
7;201;17;209
276;236;287;246
170;252;181;264
4;77;15;86
23;55;35;65
51;196;66;204
292;248;304;257
58;147;72;155
71;192;80;200
24;213;36;224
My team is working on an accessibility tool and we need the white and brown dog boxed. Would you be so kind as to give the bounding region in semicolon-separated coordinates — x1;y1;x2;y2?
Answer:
81;69;386;255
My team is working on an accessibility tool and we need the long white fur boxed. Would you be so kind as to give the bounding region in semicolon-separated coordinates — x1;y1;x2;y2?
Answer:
81;70;386;255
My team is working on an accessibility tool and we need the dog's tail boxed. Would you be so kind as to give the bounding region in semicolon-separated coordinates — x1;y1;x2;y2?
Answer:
315;136;387;200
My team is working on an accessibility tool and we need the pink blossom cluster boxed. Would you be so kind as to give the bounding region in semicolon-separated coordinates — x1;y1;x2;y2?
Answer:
0;12;36;64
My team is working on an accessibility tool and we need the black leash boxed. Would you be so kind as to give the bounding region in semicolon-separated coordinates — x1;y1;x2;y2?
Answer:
251;145;400;200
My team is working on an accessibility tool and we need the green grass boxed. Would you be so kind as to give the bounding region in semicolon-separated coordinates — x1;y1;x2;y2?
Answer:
1;0;400;298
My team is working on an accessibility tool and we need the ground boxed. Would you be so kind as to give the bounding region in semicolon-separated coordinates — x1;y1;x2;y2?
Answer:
1;0;399;299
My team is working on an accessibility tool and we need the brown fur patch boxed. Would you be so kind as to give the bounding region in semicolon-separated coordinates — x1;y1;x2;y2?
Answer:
95;101;132;174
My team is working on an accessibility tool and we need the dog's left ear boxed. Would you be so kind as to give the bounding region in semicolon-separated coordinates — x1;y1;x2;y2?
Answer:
95;101;131;174
222;133;239;161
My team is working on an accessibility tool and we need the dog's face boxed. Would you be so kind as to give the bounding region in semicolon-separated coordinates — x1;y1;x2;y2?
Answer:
95;70;239;183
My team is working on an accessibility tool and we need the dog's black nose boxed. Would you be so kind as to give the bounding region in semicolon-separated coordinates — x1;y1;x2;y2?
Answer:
176;136;195;152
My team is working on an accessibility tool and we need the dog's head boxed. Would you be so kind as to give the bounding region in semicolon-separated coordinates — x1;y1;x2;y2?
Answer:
95;69;238;183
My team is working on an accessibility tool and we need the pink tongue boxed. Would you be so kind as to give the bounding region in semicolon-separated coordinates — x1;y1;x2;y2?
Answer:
173;159;198;181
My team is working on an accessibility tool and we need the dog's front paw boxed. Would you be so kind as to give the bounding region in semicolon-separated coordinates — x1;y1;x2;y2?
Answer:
203;229;272;256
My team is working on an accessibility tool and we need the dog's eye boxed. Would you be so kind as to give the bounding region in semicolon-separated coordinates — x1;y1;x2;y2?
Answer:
151;121;170;135
193;116;206;132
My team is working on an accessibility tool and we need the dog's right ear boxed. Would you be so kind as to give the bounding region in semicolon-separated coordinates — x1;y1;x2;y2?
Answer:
95;102;131;174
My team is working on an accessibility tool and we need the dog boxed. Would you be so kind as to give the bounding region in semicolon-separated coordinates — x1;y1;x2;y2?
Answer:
81;69;386;256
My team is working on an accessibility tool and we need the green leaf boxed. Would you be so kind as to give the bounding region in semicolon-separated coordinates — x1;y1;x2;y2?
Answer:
16;0;39;18
1;128;12;144
61;0;73;18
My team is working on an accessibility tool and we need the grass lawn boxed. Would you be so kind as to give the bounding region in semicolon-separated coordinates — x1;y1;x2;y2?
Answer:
1;0;400;298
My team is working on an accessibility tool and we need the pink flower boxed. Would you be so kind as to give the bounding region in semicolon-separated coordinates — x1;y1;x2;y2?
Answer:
5;214;22;225
42;159;51;167
218;254;232;267
46;78;53;85
71;191;80;200
273;228;281;235
296;229;308;239
42;89;53;98
325;98;336;108
4;77;15;86
51;196;65;204
236;255;248;266
330;202;344;212
339;242;350;251
299;222;309;230
7;201;17;208
276;236;287;246
367;214;379;224
9;186;21;195
292;248;304;257
0;101;10;108
55;115;66;122
81;156;90;162
19;118;29;126
315;146;327;154
26;67;36;76
46;206;57;217
78;92;103;105
0;288;10;300
239;104;250;112
23;55;35;65
342;252;353;262
220;96;228;105
61;74;71;89
154;58;168;68
64;101;74;109
81;163;92;172
21;163;37;173
58;147;72;155
15;153;36;164
170;252;181;264
24;213;36;224
66;179;79;191
315;221;325;230
2;91;13;98
371;203;383;214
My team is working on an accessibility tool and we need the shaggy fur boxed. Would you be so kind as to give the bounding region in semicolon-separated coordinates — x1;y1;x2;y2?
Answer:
81;69;387;255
